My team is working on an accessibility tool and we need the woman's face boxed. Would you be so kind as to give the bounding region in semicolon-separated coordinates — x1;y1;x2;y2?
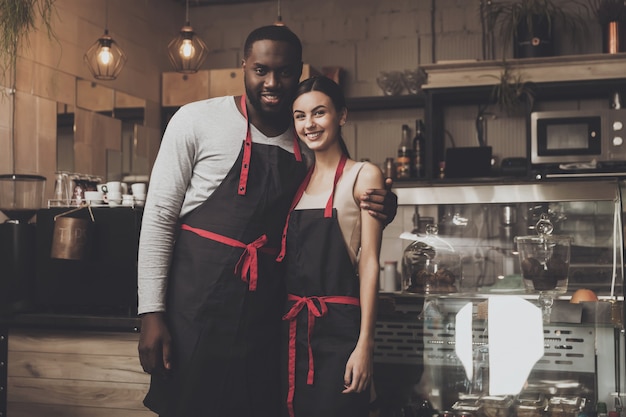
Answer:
292;91;346;153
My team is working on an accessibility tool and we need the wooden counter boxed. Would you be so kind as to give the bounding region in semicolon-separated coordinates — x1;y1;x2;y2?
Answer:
1;314;153;417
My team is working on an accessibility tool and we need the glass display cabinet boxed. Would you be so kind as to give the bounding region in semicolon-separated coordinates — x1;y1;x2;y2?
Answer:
374;179;625;417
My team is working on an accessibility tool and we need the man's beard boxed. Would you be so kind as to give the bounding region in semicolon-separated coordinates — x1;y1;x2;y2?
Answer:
244;85;291;125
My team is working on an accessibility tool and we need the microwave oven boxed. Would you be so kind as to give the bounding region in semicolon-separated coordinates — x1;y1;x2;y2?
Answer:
530;108;626;166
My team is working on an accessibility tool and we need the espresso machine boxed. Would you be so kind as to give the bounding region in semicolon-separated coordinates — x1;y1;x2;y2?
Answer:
0;174;46;314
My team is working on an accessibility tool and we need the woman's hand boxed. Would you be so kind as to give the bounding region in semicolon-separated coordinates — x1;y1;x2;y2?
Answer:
342;342;373;394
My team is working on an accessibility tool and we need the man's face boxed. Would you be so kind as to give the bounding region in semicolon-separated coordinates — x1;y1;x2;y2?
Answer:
243;39;302;122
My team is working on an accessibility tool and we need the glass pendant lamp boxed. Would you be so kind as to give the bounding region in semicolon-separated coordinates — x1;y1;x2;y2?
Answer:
83;0;126;81
167;0;208;74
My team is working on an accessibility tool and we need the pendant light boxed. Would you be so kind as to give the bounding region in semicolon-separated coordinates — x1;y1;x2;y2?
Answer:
83;0;126;81
274;0;285;26
167;0;208;74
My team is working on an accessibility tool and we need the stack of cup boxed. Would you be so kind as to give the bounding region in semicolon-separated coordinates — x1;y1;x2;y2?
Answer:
122;194;134;207
105;181;123;207
131;183;147;207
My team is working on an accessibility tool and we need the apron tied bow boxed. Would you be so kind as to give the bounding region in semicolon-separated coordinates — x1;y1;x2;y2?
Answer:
181;224;277;291
283;294;360;417
234;233;269;291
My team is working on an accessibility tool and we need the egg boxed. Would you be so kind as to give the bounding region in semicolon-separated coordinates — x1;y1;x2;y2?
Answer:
570;288;599;304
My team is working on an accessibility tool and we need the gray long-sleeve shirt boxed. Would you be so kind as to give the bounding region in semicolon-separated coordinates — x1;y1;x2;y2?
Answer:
137;96;301;315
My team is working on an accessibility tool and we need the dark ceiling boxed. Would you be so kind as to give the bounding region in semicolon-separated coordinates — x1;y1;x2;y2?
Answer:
173;0;270;6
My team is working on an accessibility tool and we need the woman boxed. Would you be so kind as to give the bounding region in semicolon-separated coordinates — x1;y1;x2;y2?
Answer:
277;76;384;417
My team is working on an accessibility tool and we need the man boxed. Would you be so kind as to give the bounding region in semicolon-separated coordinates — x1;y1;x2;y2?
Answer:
137;25;395;417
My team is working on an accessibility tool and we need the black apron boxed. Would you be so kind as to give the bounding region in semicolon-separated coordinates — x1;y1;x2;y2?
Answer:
144;95;307;417
278;155;369;417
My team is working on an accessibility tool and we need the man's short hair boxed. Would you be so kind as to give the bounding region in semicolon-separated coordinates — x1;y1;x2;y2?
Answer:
243;25;303;61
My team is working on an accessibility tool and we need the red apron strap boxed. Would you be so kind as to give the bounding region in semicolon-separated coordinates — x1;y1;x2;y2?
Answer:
181;223;278;291
282;294;360;417
238;95;253;196
292;127;303;162
324;153;347;218
276;164;314;262
238;95;303;195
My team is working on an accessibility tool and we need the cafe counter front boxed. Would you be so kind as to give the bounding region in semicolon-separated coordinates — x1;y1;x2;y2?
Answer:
1;178;626;417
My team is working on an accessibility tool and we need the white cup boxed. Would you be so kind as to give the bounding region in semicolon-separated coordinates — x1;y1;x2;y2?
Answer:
122;194;134;206
84;191;104;204
131;183;147;195
107;191;122;204
106;181;122;194
134;193;146;207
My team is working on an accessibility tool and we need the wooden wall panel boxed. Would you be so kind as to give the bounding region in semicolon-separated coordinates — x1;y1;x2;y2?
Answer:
73;108;122;178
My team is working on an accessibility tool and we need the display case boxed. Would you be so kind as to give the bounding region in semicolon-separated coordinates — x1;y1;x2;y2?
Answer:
373;179;625;417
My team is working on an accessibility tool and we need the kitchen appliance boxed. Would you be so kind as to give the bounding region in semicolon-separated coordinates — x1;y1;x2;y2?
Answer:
530;108;626;173
445;146;492;178
0;174;46;314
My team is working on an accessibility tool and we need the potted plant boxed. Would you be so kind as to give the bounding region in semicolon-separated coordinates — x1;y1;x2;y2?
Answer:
486;0;590;58
593;0;626;53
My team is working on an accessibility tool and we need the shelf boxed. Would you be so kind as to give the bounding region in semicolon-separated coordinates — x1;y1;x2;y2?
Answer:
420;53;626;90
393;178;621;205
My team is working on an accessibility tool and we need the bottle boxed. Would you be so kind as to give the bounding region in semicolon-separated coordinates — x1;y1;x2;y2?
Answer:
383;157;396;180
396;124;412;180
412;119;425;178
383;261;398;292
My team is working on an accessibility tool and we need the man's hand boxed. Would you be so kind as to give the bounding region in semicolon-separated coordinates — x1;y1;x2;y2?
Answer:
138;312;173;377
359;177;398;225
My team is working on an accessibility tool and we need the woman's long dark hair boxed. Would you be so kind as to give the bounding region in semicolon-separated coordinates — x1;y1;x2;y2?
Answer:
293;76;350;157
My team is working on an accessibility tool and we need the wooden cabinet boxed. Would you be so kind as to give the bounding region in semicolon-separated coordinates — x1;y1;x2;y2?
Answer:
161;70;211;107
6;328;154;417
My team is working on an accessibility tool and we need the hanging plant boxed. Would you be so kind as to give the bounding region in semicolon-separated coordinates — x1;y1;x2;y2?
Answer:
482;62;536;116
0;0;57;175
0;0;56;89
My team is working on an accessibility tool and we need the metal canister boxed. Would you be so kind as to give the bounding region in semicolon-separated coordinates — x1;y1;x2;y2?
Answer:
50;206;95;260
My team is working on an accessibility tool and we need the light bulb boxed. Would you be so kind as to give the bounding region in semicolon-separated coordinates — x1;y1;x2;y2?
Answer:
179;39;195;59
98;46;113;65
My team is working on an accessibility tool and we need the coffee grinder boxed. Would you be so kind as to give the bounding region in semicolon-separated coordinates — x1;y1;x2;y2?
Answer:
0;174;46;314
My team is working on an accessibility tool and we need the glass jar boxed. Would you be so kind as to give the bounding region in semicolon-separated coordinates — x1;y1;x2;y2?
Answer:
401;224;462;294
514;214;572;294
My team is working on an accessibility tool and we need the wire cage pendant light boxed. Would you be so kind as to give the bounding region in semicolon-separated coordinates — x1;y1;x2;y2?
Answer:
84;1;127;81
168;0;208;74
